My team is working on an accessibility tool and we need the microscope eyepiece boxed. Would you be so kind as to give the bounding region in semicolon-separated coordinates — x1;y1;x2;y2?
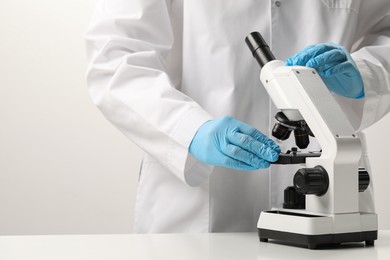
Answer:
245;32;275;68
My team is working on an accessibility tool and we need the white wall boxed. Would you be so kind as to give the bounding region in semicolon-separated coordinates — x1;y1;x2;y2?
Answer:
0;0;389;235
363;119;390;230
0;0;143;235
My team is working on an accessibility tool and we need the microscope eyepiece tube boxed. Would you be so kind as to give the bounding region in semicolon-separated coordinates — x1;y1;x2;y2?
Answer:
245;32;276;68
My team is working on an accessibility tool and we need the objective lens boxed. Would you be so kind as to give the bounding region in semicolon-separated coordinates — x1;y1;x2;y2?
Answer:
294;128;310;149
272;123;292;140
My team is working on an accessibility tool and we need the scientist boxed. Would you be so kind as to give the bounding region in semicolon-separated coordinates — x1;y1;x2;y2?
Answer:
86;0;390;233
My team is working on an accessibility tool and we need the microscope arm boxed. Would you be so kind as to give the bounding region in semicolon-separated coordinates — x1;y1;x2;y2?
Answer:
246;32;361;214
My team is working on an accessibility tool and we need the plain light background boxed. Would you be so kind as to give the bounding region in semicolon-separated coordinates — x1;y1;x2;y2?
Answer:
0;0;143;235
0;0;389;235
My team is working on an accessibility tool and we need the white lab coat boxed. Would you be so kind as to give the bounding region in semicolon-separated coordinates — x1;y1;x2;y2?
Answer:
86;0;390;233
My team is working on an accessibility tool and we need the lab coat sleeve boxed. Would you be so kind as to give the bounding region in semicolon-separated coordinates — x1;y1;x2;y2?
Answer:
338;5;390;131
85;0;213;187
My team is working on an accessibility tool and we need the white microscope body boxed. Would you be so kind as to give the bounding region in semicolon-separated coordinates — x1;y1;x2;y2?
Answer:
246;32;378;249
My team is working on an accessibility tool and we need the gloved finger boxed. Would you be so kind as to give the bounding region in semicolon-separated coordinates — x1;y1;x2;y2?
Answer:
288;44;335;66
222;144;270;168
219;153;264;170
234;121;280;152
228;131;279;162
248;130;281;152
286;43;338;66
320;61;340;72
306;49;346;69
320;61;365;98
322;61;355;77
315;61;339;75
285;44;315;65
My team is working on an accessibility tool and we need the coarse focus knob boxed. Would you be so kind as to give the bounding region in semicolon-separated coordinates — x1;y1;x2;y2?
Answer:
294;166;329;196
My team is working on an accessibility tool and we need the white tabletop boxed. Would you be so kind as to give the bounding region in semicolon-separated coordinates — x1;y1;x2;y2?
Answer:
1;231;389;260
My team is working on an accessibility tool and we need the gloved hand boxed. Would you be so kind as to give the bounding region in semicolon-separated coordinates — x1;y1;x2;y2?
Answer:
285;43;364;99
189;116;280;170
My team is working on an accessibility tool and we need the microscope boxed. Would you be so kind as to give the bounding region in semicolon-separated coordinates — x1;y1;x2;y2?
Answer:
245;32;378;249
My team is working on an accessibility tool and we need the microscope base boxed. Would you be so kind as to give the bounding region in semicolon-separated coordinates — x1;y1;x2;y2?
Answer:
258;228;377;249
257;210;378;249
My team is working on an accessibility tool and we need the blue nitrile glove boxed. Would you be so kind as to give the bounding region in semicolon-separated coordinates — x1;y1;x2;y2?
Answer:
285;42;364;99
189;116;280;170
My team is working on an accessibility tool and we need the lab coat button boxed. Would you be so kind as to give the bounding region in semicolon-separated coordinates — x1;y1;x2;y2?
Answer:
275;1;281;7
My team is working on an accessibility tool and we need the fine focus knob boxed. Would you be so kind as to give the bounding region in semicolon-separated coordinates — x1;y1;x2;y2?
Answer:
283;186;306;209
359;168;370;192
294;166;329;196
